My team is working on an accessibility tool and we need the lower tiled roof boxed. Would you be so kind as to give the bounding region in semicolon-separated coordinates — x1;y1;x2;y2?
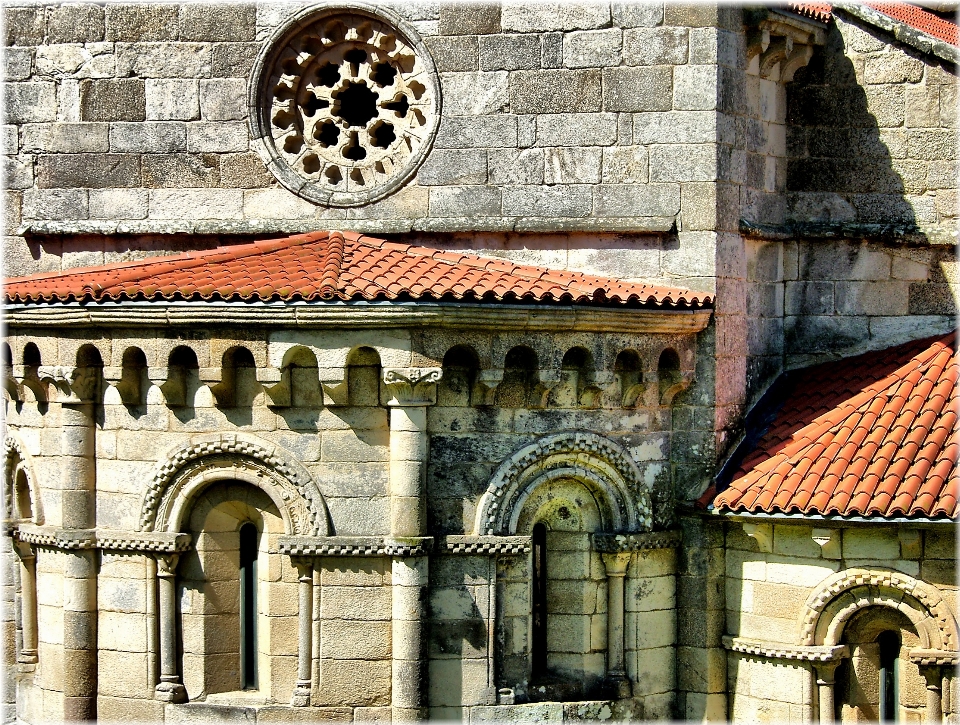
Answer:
714;334;958;519
3;230;713;310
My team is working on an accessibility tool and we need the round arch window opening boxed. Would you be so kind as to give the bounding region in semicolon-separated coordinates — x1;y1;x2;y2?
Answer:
249;3;442;207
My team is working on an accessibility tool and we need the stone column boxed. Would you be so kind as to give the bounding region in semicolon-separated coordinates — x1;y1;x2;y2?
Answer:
60;400;98;722
919;665;943;722
383;367;441;722
14;541;37;665
291;556;314;707
154;553;186;703
814;661;840;724
601;551;632;698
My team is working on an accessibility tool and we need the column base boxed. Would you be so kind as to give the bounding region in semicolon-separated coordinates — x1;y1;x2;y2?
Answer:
392;706;428;723
155;681;187;703
17;650;38;665
291;683;312;707
603;674;632;699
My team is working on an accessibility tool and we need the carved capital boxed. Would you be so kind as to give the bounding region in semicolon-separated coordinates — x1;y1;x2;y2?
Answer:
382;367;442;406
601;551;632;577
155;553;180;577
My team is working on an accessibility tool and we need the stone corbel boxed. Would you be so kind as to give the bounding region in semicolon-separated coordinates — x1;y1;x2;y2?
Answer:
152;367;187;407
4;363;21;402
320;369;348;407
659;370;693;406
811;528;841;559
747;11;825;82
39;365;99;404
476;369;504;406
258;367;289;408
382;367;442;406
742;522;773;553
103;364;149;406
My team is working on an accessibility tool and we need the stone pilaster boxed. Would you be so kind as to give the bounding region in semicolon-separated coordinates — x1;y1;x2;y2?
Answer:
59;396;98;722
813;660;840;724
382;367;441;722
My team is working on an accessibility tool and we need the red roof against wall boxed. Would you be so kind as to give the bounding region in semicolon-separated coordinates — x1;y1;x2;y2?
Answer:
3;230;713;309
714;334;959;519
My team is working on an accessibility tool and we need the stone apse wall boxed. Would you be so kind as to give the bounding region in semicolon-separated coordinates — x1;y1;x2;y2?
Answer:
2;309;706;721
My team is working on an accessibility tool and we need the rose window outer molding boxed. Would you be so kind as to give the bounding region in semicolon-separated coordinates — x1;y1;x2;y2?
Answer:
248;2;442;207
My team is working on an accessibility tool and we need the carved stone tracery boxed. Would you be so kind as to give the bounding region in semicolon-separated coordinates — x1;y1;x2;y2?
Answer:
251;3;441;207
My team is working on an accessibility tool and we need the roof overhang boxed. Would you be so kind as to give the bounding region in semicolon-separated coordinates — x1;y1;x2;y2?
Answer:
4;299;714;335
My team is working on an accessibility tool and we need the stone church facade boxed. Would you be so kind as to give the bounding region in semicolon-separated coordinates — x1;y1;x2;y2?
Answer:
2;2;957;723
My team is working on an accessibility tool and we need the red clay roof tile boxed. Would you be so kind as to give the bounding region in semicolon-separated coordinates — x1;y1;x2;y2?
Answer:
3;230;713;310
714;334;958;519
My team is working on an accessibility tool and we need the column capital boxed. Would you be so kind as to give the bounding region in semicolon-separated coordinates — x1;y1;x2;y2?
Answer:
814;659;842;685
13;539;35;560
601;551;632;577
154;552;180;577
382;367;442;406
291;555;314;579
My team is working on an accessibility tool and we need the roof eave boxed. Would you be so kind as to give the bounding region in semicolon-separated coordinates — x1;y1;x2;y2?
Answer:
4;298;714;335
832;1;960;64
707;507;958;526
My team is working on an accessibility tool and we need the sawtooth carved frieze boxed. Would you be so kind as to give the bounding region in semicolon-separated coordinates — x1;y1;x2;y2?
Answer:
250;3;441;207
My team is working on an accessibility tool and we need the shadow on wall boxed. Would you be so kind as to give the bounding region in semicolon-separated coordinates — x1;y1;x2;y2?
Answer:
785;25;925;235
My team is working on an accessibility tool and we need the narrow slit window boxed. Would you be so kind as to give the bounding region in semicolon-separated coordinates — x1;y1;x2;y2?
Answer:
877;630;900;722
239;522;258;690
532;522;548;678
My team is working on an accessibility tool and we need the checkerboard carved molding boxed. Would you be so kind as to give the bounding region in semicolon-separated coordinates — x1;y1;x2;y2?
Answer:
442;535;531;556
250;3;441;207
798;567;959;652
723;636;849;663
11;526;191;553
278;535;433;557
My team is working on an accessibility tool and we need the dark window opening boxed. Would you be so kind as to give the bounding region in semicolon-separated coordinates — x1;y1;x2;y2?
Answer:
878;630;900;722
239;522;258;690
382;94;409;118
334;82;377;127
317;62;340;87
532;522;548;679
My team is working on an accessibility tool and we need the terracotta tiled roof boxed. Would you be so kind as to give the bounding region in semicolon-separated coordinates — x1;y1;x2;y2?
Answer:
865;1;960;45
787;2;834;22
3;230;713;309
714;334;958;519
787;1;959;47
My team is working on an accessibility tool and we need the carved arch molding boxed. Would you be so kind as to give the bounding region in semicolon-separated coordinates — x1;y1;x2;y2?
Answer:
799;567;959;653
474;430;653;536
139;433;329;536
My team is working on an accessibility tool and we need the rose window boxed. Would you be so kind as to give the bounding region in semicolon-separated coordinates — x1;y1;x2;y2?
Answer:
250;6;441;207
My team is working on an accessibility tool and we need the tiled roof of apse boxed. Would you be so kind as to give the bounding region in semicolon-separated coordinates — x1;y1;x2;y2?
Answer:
713;334;958;519
4;230;713;310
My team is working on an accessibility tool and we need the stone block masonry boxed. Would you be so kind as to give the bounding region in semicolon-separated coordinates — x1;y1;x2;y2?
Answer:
4;1;725;256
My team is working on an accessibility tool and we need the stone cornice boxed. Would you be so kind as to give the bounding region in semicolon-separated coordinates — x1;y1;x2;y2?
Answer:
13;525;192;553
4;301;714;335
723;636;849;663
17;217;677;238
739;218;956;247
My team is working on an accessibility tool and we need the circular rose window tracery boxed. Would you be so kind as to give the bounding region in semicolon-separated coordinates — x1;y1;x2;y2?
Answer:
249;4;441;207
